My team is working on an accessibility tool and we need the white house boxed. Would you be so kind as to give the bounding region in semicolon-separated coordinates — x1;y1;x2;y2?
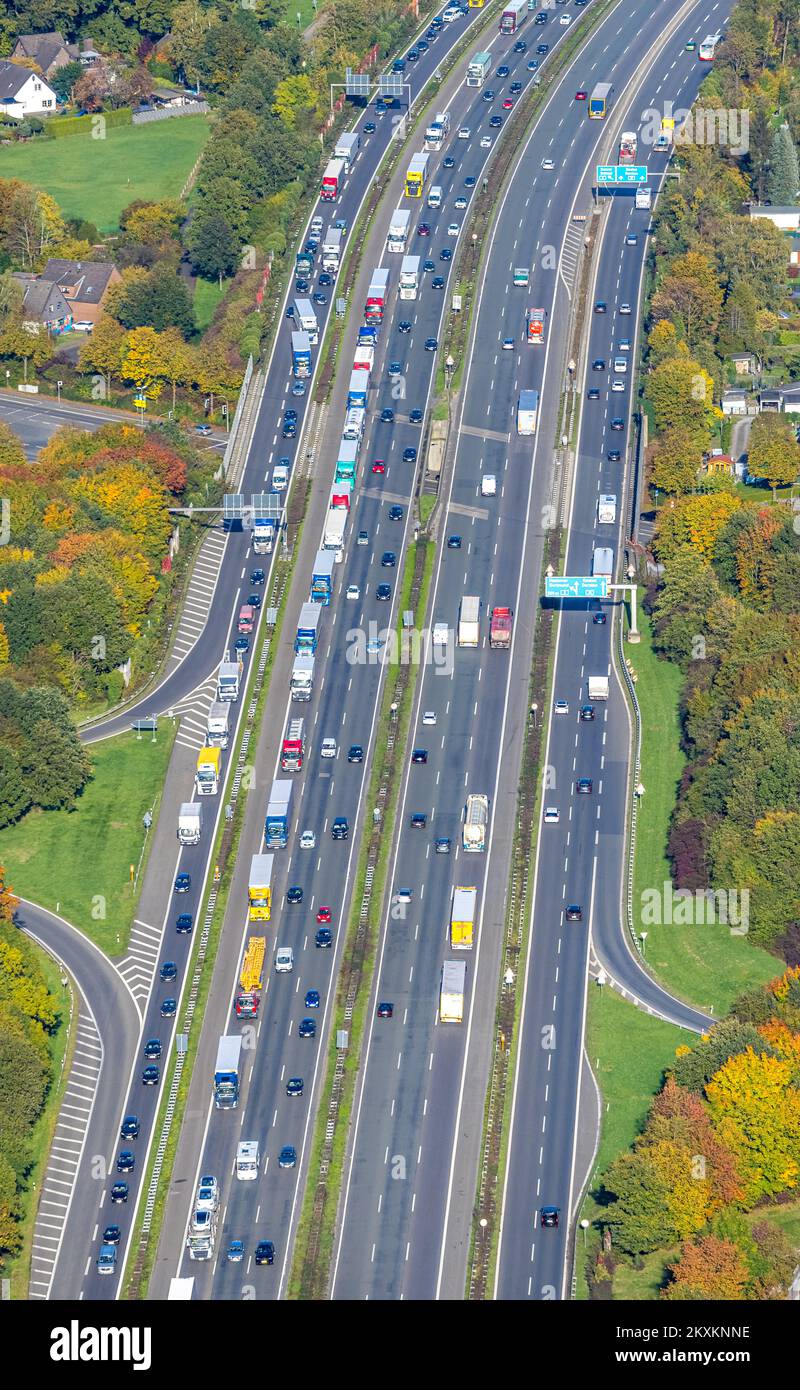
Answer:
0;62;57;119
721;389;748;416
749;205;800;233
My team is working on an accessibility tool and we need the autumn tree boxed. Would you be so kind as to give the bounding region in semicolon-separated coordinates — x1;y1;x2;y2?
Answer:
650;425;706;495
651;252;724;349
706;1046;800;1202
77;317;127;399
767;123;800;205
747;412;799;497
646;350;715;438
663;1235;750;1300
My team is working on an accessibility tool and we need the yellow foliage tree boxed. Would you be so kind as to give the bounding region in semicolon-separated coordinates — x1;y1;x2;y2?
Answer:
706;1047;800;1203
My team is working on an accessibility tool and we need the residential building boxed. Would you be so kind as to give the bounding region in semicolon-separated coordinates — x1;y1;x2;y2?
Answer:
10;31;78;80
15;275;73;333
721;390;747;416
0;62;57;119
39;259;121;326
748;205;800;232
759;383;800;415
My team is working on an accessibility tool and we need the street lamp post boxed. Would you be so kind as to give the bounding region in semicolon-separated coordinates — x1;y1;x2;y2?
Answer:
57;379;63;405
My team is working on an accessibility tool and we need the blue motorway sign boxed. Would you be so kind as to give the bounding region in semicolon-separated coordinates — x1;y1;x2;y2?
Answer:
545;576;608;600
595;164;648;184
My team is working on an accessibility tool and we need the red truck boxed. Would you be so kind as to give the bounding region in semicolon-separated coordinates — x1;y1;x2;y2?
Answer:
489;606;513;649
365;268;390;324
321;157;344;200
280;717;305;772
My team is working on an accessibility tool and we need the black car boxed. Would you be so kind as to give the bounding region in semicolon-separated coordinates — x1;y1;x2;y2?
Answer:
497;64;510;76
234;636;249;655
298;1017;317;1039
411;749;428;764
286;1077;304;1097
409;408;424;423
483;89;495;101
364;121;376;133
102;1224;122;1244
116;1150;135;1173
110;1182;128;1204
592;358;606;370
587;387;600;400
410;812;427;829
464;175;476;188
282;420;297;438
535;11;548;21
417;221;431;236
432;275;445;289
389;360;403;376
248;592;262;610
348;744;364;763
160;997;177;1018
142;1065;159;1086
381;551;396;567
510;81;523;93
312;291;327;305
610;417;625;431
403;447;418;463
255;1240;275;1265
580;705;596;721
537;42;549;54
143;1038;162;1059
159;961;177;982
389;505;404;520
528;57;540;70
120;1115;140;1141
287;885;303;904
593;612;607;625
175;913;192;934
174;872;190;894
250;568;265;585
607;449;621;462
398;320;412;334
447;535;462;549
319;272;333;286
376;1002;394;1019
490;114;503;127
513;40;527;53
418;38;429;49
376;583;392;601
565;904;583;921
443;155;456;169
439;250;452;266
380;408;395;423
594;301;607;314
422;260;435;274
295;278;310;293
540;1206;560;1228
577;778;593;794
332;817;348;840
279;1145;297;1168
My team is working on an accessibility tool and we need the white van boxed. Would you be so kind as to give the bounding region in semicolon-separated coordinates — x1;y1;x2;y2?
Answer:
427;185;443;209
481;474;497;497
432;622;449;645
613;356;628;373
272;463;289;489
275;946;294;973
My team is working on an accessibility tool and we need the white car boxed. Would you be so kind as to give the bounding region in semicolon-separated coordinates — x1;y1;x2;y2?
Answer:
541;158;555;170
544;807;560;823
619;338;631;352
481;474;497;497
447;221;459;235
396;887;413;904
275;946;294;973
443;6;461;19
480;135;492;148
422;710;437;725
502;337;514;350
432;622;449;645
300;829;316;850
454;195;468;209
310;216;323;234
346;583;360;599
196;1177;219;1211
554;699;569;715
458;125;471;139
620;302;632;314
611;379;625;392
559;12;571;23
321;737;337;758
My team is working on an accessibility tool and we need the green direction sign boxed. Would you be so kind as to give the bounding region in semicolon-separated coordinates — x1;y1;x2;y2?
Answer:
596;164;648;184
545;576;608;600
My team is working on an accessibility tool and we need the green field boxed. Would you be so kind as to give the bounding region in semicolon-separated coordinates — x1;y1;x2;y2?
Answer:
627;605;777;1016
0;728;174;956
0;117;210;231
193;275;228;330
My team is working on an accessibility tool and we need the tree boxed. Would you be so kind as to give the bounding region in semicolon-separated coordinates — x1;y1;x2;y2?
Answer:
168;0;221;86
0;184;65;271
0;423;25;471
647;352;715;437
48;60;83;103
20;719;91;812
706;1046;800;1203
601;1150;681;1254
671;1019;774;1093
747;413;799;497
0;747;29;829
650;425;706;495
647;318;678;366
115;264;195;339
651;252;723;349
664;1235;750;1300
767;123;800;205
78;316;127;398
122;201;183;248
187;212;240;286
120;326;172;394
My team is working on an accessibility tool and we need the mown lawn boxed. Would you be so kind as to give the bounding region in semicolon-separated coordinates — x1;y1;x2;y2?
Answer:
0;729;174;956
193;275;228;330
627;605;777;1017
0;116;210;231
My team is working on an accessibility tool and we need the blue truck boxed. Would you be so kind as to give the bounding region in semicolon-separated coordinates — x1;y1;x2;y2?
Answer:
295;602;321;653
311;549;336;604
213;1035;242;1109
291;329;312;378
265;778;293;848
347;368;369;409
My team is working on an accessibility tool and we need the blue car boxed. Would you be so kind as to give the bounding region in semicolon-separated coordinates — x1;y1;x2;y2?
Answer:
305;989;321;1009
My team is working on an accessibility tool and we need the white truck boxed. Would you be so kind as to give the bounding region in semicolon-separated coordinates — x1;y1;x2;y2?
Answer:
588;675;609;701
440;961;467;1023
236;1141;260;1180
323;508;347;553
635;186;652;209
178;802;202;845
387;207;411;253
206;700;230;749
399;254;420;300
592;546;614;579
463;793;489;852
598;494;617;524
186;1209;215;1261
458;595;481;648
322;227;342;272
291;652;314;701
217;659;241;702
334;131;360;165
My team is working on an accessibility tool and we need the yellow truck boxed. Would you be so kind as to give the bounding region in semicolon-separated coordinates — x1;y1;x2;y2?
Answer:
195;745;222;795
236;937;265;1019
248;853;274;921
450;887;477;949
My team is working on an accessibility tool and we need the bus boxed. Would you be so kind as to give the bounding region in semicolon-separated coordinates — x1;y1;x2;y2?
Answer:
589;82;612;119
699;32;723;60
466;51;491;87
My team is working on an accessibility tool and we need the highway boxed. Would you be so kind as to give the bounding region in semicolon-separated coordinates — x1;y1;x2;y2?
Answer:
495;0;727;1300
159;1;588;1301
54;0;515;1301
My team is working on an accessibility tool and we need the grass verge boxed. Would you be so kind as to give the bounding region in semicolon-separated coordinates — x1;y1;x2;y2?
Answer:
193;276;228;329
0;727;175;957
626;606;777;1017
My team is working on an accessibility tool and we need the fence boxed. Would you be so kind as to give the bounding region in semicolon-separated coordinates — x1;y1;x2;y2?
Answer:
131;100;209;126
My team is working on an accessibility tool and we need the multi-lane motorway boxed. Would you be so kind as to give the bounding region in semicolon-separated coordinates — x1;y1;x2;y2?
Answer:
42;0;728;1303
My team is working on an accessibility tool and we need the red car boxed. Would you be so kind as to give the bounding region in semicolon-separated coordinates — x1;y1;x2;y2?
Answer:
502;97;513;109
575;89;587;100
316;906;332;923
371;460;386;474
